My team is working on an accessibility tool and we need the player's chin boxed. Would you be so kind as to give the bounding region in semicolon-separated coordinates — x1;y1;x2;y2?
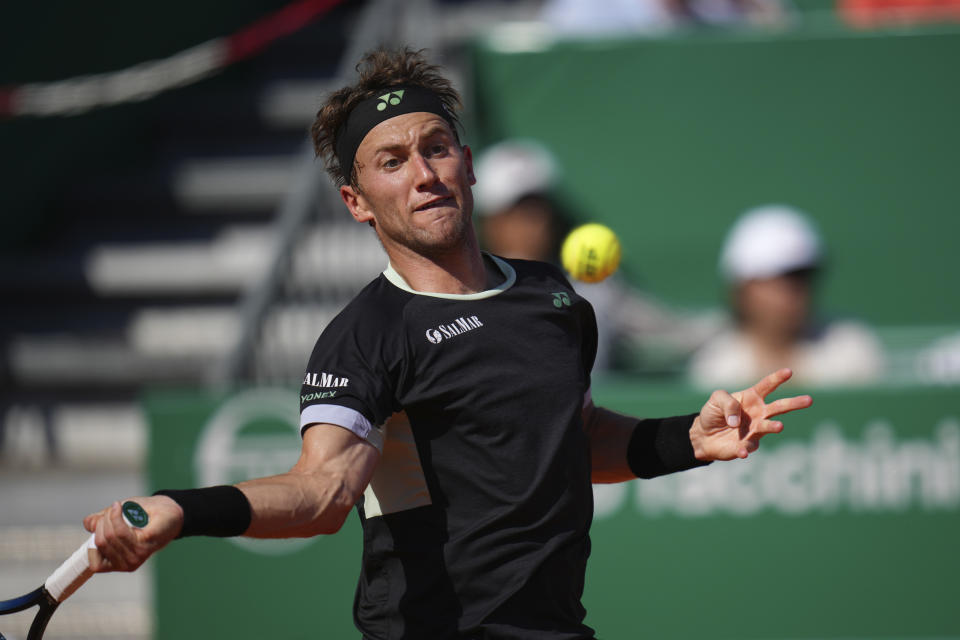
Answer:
425;206;470;232
421;224;472;254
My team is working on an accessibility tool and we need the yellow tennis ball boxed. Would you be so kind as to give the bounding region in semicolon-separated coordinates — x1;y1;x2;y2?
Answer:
561;223;621;283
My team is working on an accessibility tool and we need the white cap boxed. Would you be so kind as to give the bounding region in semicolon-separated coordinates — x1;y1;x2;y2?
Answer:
720;205;822;282
473;139;558;216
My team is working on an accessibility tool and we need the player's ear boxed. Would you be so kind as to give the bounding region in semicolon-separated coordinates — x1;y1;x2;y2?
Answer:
340;184;374;225
462;144;476;186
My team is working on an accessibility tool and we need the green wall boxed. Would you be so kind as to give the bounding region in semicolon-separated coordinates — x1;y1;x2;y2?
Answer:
147;388;359;639
469;25;960;326
147;382;960;639
587;380;960;639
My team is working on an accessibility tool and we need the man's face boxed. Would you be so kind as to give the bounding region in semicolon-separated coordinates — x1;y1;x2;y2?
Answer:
735;270;814;340
481;197;555;262
340;112;476;258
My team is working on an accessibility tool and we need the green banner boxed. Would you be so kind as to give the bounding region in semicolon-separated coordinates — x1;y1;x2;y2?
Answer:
147;388;360;639
147;382;960;638
469;26;960;327
586;381;960;639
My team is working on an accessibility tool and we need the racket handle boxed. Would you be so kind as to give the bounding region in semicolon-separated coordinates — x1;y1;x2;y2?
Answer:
43;541;93;603
44;501;149;603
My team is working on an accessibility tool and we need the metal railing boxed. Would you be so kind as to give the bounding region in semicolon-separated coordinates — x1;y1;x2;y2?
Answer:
213;0;407;386
213;0;544;386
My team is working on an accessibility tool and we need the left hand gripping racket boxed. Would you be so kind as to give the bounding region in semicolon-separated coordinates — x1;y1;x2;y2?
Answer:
0;501;148;640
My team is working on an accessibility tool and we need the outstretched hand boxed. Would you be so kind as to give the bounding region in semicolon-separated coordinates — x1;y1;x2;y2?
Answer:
691;368;812;461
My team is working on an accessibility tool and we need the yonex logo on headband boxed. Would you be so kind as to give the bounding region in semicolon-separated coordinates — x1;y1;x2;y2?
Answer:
376;90;406;111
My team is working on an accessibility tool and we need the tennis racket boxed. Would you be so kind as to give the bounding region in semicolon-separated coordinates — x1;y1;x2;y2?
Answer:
0;500;148;640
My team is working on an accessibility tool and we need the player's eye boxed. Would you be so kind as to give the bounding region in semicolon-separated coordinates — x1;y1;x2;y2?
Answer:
381;157;401;169
425;143;448;157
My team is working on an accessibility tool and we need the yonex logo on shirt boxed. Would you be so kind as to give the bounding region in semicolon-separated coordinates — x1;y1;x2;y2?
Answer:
425;315;484;344
303;371;349;388
301;390;337;403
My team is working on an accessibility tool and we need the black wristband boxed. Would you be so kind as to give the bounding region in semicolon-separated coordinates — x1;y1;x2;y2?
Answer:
153;485;252;538
626;413;710;479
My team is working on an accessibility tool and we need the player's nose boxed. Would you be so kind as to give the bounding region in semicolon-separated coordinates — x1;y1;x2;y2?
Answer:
411;153;439;189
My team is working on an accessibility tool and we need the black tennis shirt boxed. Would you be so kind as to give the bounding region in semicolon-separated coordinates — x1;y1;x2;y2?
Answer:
300;254;598;639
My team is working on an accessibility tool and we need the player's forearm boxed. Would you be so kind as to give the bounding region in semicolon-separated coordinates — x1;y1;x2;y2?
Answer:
585;406;640;483
626;413;709;478
153;426;378;541
586;405;710;482
237;468;358;538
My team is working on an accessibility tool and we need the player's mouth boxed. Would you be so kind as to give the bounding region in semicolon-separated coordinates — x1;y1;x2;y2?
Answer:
414;196;455;212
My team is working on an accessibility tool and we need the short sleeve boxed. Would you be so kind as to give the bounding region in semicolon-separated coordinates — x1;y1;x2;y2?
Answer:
579;295;599;381
299;296;406;451
541;260;598;387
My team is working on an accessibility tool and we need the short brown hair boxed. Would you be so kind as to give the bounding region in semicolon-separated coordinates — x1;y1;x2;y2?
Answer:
311;47;463;187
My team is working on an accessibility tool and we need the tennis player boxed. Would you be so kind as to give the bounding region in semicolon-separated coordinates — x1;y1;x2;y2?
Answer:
85;48;813;639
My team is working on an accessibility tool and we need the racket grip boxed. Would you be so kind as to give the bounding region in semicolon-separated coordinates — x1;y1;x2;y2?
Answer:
43;541;93;603
45;501;148;603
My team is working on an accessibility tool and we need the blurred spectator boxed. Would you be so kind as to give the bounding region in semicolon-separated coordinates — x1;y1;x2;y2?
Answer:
474;139;717;372
689;205;885;388
540;0;791;34
916;331;960;384
838;0;960;28
474;140;564;263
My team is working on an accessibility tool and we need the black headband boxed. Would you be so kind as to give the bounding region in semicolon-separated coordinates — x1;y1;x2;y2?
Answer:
335;86;457;183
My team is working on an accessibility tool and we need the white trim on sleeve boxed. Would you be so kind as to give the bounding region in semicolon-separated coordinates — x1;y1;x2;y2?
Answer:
300;404;384;451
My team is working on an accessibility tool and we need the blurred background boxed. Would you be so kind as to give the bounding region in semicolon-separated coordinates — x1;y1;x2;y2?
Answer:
1;0;958;638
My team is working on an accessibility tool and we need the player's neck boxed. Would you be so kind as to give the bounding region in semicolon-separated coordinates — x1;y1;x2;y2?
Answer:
386;236;489;295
